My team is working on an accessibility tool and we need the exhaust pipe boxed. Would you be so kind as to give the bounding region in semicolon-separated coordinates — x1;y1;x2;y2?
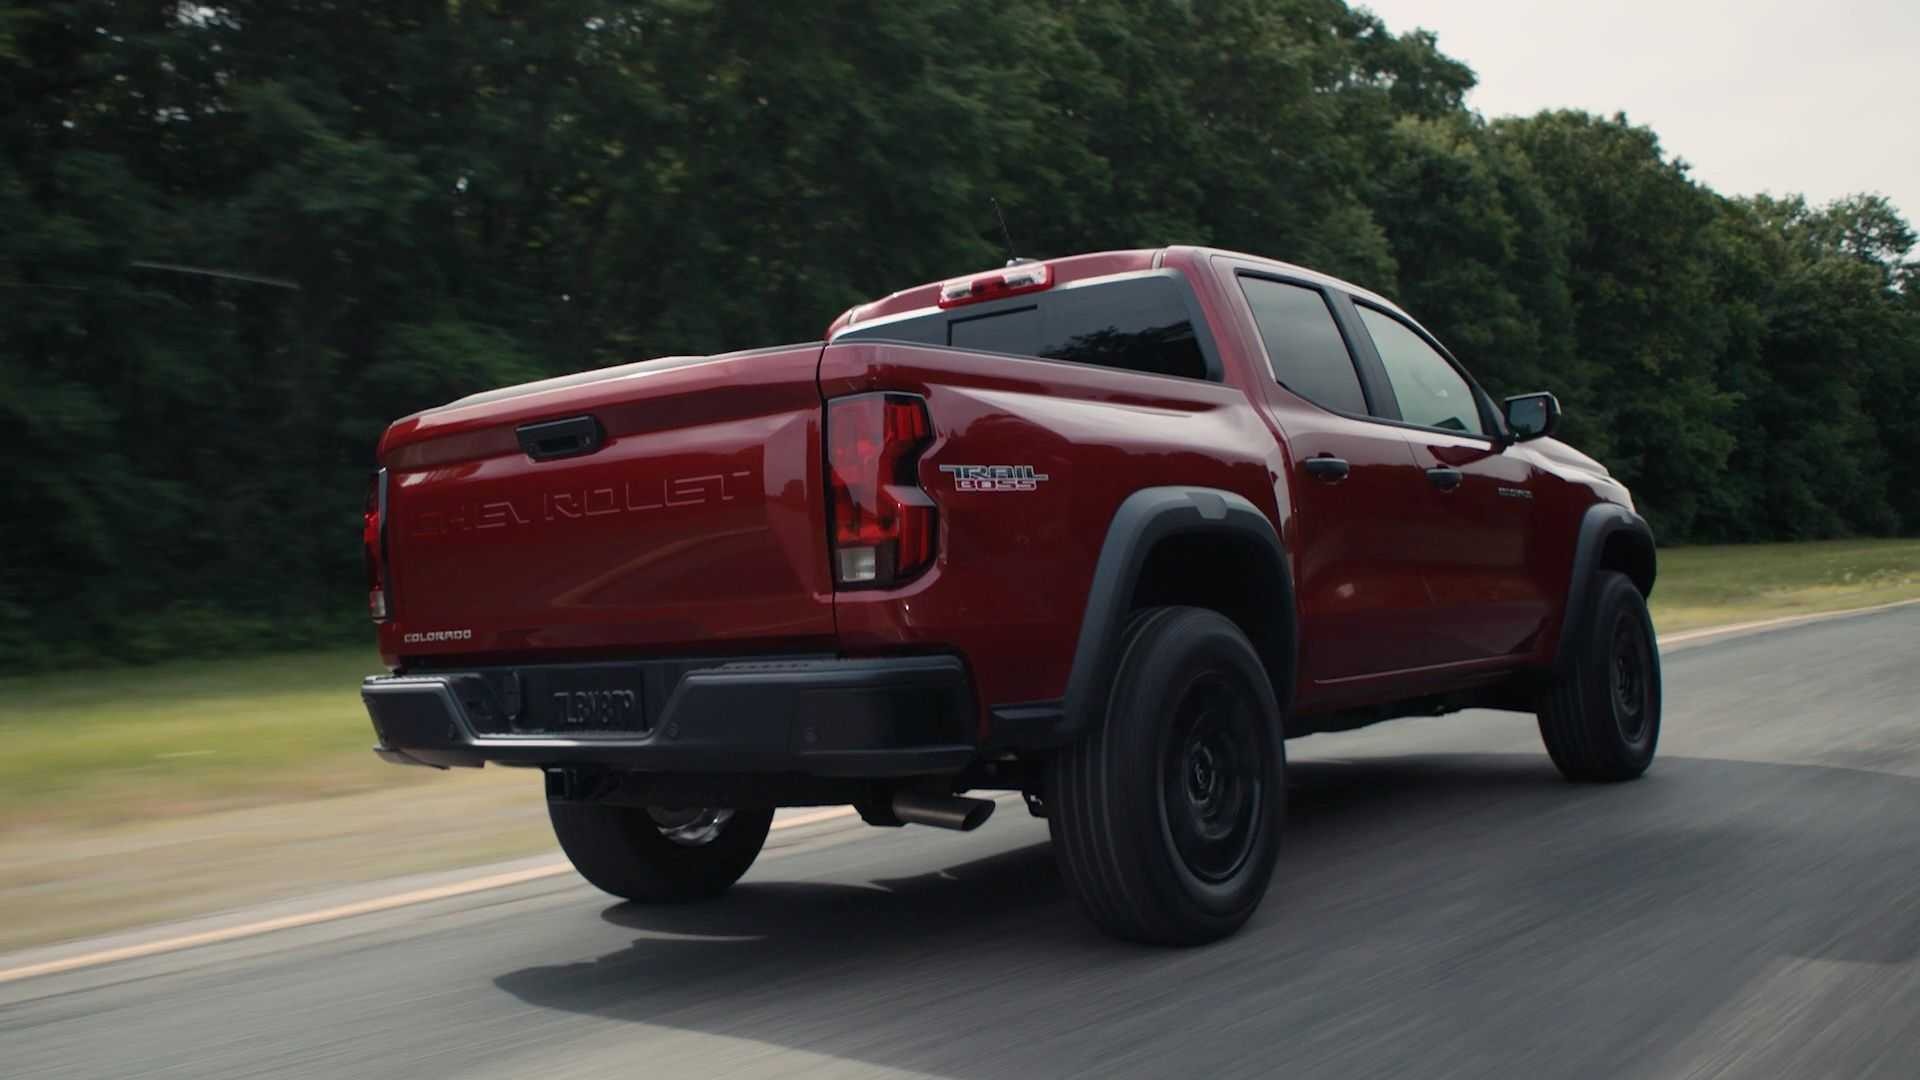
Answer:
891;791;996;831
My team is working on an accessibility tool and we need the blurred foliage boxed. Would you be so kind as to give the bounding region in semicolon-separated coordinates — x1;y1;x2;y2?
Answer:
2;1;1917;669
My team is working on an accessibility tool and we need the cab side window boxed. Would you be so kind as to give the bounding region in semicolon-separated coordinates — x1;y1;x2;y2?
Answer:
1239;276;1369;415
1355;306;1484;435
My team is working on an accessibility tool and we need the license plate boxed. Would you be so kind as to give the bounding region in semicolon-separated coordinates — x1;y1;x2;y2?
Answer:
516;666;647;735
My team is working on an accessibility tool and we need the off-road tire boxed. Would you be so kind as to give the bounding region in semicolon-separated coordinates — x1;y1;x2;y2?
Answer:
548;803;775;902
1048;606;1286;945
1539;570;1662;782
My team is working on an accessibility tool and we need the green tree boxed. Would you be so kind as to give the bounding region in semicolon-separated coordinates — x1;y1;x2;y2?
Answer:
2;2;1917;669
1490;111;1739;537
1364;113;1575;402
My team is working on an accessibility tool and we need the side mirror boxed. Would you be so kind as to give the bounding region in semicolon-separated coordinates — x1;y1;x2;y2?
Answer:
1502;392;1560;443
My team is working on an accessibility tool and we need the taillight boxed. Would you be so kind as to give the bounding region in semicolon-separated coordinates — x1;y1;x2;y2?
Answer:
364;467;389;621
826;394;937;588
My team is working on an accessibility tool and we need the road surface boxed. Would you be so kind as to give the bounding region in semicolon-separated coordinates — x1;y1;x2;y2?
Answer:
4;607;1918;1078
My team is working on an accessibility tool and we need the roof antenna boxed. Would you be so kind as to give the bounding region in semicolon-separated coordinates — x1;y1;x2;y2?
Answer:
990;197;1032;266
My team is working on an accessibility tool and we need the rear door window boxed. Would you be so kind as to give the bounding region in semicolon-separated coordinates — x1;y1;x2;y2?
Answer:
1238;276;1369;415
839;274;1213;381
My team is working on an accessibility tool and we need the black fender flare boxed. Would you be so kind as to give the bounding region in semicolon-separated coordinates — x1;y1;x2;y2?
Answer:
1554;502;1657;671
1051;486;1296;744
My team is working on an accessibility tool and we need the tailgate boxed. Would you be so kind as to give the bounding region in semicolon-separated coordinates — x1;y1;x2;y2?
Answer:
377;344;834;661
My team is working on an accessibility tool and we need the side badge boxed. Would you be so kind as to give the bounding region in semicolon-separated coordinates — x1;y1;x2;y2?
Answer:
939;465;1050;493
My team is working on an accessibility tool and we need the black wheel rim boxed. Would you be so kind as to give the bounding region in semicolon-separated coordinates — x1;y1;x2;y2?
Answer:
1160;671;1264;884
1609;612;1651;745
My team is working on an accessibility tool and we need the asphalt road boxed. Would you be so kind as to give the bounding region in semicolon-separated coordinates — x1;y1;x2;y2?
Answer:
5;607;1919;1079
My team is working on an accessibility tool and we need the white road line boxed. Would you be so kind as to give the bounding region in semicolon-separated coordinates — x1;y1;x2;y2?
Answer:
7;598;1916;986
0;806;857;986
0;864;572;985
1658;597;1920;648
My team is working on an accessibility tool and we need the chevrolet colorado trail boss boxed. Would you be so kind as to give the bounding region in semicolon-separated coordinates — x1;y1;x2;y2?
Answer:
361;246;1660;945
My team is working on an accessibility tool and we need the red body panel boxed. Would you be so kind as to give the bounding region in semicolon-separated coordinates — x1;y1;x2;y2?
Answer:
1180;248;1624;713
1194;252;1435;694
374;345;835;670
370;245;1632;737
820;339;1279;729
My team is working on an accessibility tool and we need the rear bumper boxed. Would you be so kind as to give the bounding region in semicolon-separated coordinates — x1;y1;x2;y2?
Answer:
361;655;977;777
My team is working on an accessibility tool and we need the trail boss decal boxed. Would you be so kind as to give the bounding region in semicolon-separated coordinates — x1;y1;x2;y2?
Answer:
939;464;1050;492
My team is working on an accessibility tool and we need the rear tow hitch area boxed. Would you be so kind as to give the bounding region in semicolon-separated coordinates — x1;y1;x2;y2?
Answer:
543;769;995;832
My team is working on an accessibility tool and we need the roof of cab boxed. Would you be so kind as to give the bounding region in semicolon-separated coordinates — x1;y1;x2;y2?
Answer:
827;249;1162;338
825;245;1407;340
1185;245;1405;316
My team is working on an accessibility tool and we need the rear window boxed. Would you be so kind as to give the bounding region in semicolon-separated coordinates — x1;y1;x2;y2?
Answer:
838;274;1213;381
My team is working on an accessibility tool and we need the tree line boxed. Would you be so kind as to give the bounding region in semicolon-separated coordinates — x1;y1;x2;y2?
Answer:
3;1;1916;669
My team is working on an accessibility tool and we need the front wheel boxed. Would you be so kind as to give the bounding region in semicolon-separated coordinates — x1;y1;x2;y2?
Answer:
1048;606;1286;945
548;802;774;903
1538;570;1662;782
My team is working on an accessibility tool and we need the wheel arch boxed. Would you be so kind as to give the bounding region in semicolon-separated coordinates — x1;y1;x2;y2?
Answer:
1554;502;1657;672
1059;487;1297;742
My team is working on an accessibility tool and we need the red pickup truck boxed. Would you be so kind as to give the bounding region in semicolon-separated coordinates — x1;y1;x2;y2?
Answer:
361;246;1659;944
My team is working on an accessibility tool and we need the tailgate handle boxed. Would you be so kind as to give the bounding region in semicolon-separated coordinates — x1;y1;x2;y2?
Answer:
517;415;605;461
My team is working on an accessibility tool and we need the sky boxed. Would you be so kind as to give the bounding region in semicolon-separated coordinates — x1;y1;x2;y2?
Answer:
1357;0;1918;222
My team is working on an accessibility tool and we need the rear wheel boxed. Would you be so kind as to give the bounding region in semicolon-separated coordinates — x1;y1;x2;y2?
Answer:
1538;570;1661;782
548;802;774;902
1048;606;1286;945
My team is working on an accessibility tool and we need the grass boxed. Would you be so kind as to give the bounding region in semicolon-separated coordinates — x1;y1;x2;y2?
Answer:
0;773;553;953
0;650;554;951
1648;537;1920;633
0;648;412;830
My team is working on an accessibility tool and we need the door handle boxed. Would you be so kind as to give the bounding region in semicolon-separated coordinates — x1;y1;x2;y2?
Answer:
517;415;605;461
1303;456;1350;483
1426;466;1463;492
